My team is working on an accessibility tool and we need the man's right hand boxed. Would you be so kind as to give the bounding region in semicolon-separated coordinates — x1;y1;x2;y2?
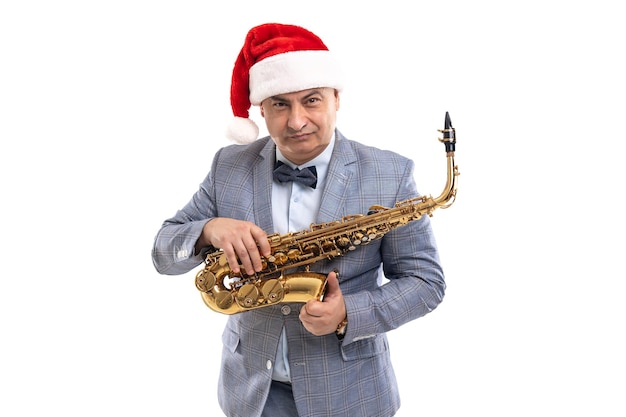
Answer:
196;218;271;276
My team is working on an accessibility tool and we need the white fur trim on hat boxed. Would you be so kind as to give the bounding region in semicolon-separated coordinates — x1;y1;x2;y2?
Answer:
249;50;344;105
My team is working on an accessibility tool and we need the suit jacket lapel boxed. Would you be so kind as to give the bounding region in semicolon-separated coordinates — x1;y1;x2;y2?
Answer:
318;131;356;223
253;138;276;232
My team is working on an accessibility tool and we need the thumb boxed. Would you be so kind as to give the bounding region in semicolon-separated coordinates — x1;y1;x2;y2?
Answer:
323;271;341;301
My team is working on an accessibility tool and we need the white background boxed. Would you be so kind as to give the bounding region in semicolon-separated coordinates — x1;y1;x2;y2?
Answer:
1;1;624;416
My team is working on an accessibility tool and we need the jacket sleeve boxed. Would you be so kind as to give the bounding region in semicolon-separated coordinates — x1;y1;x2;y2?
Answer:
151;152;221;276
341;158;446;345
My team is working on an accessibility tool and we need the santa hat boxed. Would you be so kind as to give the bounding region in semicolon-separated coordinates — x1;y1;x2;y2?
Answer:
226;23;344;144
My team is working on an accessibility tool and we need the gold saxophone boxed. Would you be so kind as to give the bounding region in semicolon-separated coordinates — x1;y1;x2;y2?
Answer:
195;112;459;314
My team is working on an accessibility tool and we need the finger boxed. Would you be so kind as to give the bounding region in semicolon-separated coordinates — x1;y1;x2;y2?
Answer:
222;244;241;274
303;300;322;317
299;302;315;325
302;298;328;318
233;241;257;276
322;271;340;301
245;239;266;273
251;226;271;258
237;226;267;274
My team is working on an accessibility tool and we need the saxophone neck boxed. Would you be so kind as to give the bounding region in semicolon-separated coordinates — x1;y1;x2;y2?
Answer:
434;112;459;208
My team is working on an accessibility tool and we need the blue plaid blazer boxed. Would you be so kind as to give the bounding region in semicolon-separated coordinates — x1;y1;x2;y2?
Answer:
152;130;445;417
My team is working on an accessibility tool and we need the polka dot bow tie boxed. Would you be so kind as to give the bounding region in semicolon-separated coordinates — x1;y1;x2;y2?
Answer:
273;160;318;189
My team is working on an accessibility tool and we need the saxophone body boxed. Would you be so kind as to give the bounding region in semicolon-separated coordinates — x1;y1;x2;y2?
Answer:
195;113;459;315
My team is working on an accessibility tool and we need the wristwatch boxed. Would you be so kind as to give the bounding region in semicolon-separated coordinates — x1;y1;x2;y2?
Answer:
335;316;348;340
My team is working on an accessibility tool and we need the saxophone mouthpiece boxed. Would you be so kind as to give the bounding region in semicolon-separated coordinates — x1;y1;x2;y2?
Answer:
440;111;456;153
444;111;452;130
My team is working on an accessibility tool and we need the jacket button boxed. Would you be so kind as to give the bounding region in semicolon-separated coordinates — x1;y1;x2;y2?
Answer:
266;360;272;370
281;305;291;315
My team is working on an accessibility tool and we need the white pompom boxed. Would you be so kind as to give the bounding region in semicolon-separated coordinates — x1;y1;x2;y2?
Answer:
226;116;259;144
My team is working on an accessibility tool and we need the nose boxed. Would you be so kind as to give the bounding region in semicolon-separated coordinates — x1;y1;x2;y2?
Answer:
287;104;308;132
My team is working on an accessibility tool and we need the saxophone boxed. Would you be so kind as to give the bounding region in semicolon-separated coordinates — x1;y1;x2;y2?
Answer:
195;112;459;314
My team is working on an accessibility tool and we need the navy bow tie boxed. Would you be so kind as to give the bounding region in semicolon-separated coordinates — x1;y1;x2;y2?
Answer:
273;160;318;189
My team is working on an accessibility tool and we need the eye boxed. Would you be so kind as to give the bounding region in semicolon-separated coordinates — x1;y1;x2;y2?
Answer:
306;97;321;106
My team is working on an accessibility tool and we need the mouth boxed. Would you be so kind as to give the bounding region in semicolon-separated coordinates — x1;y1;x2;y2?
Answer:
289;132;312;141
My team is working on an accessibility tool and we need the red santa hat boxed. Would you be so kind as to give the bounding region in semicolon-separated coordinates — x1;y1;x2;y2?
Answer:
226;23;344;144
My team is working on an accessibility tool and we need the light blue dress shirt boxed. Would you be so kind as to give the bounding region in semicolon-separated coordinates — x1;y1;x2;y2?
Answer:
270;134;335;382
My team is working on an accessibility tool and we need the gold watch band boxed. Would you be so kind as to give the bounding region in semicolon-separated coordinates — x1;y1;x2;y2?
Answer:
336;317;348;336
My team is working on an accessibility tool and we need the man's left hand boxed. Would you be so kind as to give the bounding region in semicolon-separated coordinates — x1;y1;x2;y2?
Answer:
299;271;346;336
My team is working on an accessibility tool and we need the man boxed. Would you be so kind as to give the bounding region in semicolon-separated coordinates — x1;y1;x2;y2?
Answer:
152;23;445;417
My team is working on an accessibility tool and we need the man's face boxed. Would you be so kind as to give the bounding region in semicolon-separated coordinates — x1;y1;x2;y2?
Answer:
260;88;340;166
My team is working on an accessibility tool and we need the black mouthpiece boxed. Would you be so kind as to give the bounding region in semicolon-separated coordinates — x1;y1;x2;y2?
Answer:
442;111;456;153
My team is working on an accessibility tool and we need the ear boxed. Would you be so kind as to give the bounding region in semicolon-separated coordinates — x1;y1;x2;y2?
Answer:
259;104;265;118
334;90;340;111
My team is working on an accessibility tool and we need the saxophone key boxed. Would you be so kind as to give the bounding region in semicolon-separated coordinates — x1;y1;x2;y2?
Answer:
352;232;365;245
271;252;288;265
303;243;320;256
336;236;351;248
195;269;216;292
366;229;379;240
321;241;337;252
262;279;285;304
236;283;260;308
213;288;235;310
